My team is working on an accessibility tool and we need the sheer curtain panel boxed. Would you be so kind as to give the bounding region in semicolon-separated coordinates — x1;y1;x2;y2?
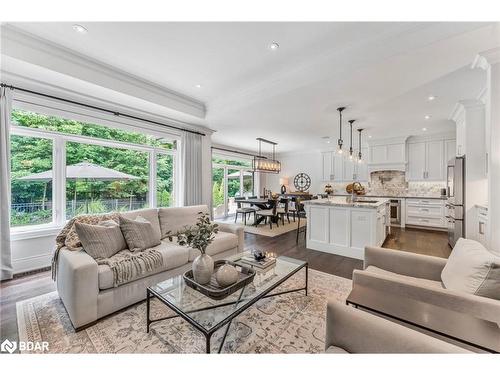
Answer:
1;87;13;280
181;132;203;206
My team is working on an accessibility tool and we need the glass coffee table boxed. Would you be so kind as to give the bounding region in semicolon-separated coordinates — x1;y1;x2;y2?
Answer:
146;253;308;353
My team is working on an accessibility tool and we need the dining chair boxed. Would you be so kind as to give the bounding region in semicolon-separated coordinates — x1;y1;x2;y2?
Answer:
296;198;308;243
277;198;290;225
234;196;258;225
255;199;279;229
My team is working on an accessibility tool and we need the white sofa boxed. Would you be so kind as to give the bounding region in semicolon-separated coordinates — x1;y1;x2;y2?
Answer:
56;205;244;329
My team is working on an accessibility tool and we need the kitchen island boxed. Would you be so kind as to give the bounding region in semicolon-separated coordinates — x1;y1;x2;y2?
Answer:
303;197;389;260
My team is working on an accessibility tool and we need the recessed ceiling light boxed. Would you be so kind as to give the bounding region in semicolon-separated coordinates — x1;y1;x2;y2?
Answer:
195;84;202;88
424;115;431;120
422;127;427;131
428;95;436;101
268;42;280;51
72;24;88;34
368;135;372;138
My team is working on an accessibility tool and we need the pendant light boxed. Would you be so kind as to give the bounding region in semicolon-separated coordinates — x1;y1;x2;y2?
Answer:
336;107;346;154
253;137;281;173
348;119;356;160
357;128;364;163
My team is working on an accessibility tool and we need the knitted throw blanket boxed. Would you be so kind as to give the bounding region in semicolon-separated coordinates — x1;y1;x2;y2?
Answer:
51;213;163;287
97;248;163;287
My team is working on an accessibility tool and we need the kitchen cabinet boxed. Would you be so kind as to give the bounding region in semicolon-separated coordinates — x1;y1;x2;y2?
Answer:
445;139;456;166
407;142;426;180
407;140;448;181
405;198;446;229
426;141;444;180
474;206;488;247
322;149;368;182
322;151;343;182
305;199;388;260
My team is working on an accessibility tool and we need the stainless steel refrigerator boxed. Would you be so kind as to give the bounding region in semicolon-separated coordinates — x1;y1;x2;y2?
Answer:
445;156;465;247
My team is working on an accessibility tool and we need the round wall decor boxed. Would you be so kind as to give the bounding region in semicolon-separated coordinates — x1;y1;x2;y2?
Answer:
293;173;311;192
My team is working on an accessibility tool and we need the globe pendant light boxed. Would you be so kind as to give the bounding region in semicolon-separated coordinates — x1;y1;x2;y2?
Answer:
357;128;364;163
348;119;356;161
336;107;346;154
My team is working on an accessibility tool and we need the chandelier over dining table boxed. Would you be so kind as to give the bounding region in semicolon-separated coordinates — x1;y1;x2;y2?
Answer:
253;137;281;173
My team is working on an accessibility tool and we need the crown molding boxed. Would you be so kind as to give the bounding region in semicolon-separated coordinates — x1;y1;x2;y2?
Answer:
2;70;215;136
1;25;206;119
471;47;500;70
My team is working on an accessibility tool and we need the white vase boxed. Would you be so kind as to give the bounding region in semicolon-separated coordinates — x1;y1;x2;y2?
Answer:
192;253;214;285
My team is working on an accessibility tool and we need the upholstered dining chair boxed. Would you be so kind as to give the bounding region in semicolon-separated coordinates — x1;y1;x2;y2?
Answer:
234;196;257;225
255;199;279;229
277;198;290;225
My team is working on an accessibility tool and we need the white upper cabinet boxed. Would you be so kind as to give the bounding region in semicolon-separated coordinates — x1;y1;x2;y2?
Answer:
322;152;333;182
321;151;344;182
407;136;454;181
407;142;426;180
445;139;456;165
321;148;368;182
426;140;444;180
369;143;406;164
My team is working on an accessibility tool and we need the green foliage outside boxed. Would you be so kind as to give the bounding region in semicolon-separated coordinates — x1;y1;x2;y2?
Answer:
10;109;174;226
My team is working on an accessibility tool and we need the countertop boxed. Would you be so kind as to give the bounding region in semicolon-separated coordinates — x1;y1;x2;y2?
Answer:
333;193;446;200
303;197;389;209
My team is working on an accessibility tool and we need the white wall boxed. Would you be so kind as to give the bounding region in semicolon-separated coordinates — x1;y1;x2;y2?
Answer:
266;151;324;194
11;232;57;274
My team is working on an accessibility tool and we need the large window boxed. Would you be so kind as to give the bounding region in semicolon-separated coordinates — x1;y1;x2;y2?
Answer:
11;135;54;227
10;108;178;230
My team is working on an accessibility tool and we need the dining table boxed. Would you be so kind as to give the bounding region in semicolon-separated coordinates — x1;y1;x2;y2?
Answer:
235;197;279;225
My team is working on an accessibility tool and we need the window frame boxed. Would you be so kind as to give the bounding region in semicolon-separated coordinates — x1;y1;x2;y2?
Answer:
10;107;179;235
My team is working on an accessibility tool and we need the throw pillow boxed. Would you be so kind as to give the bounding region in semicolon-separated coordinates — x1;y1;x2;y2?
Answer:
74;219;127;259
63;213;121;250
119;215;161;252
441;238;500;300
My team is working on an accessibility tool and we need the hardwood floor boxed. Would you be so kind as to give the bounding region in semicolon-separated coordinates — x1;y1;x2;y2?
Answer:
0;226;449;343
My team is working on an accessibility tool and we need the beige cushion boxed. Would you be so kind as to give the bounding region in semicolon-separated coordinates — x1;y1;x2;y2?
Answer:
98;241;189;290
364;266;444;289
119;215;161;252
74;220;126;259
158;205;209;238
441;238;500;300
188;231;239;261
120;208;161;237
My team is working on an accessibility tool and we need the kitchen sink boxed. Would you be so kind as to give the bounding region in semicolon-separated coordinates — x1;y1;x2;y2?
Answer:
353;200;379;203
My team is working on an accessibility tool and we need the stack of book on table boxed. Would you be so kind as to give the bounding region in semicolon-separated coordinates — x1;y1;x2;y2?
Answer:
239;255;276;270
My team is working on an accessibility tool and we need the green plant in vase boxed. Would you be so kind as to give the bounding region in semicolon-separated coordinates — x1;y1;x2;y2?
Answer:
171;212;219;284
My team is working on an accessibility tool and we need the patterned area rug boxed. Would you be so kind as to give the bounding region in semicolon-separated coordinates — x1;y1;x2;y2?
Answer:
17;269;351;353
216;218;306;238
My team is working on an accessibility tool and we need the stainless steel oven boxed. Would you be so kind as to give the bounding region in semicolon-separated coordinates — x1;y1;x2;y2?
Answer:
389;199;401;226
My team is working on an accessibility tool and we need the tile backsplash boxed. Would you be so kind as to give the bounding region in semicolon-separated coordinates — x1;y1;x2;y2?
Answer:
323;170;445;197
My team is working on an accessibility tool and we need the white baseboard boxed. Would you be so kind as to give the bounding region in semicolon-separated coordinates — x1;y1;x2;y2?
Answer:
12;253;52;275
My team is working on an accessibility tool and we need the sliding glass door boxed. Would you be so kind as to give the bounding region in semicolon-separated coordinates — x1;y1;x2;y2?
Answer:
212;161;255;218
212;167;225;219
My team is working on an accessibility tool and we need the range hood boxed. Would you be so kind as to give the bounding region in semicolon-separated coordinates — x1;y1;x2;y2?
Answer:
366;136;408;174
367;162;407;174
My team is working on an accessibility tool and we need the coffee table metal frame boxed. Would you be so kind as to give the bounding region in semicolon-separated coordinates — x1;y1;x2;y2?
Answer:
146;260;308;353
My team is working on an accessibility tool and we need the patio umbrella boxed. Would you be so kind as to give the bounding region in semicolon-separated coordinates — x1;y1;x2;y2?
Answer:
18;162;140;213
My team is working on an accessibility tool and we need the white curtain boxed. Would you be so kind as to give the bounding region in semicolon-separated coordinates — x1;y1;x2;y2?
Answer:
1;87;13;280
181;132;203;206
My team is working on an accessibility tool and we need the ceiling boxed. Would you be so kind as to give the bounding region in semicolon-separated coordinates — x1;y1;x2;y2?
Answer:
3;22;499;153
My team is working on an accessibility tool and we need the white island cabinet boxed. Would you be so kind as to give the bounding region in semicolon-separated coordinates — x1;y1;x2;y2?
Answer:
304;197;389;260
